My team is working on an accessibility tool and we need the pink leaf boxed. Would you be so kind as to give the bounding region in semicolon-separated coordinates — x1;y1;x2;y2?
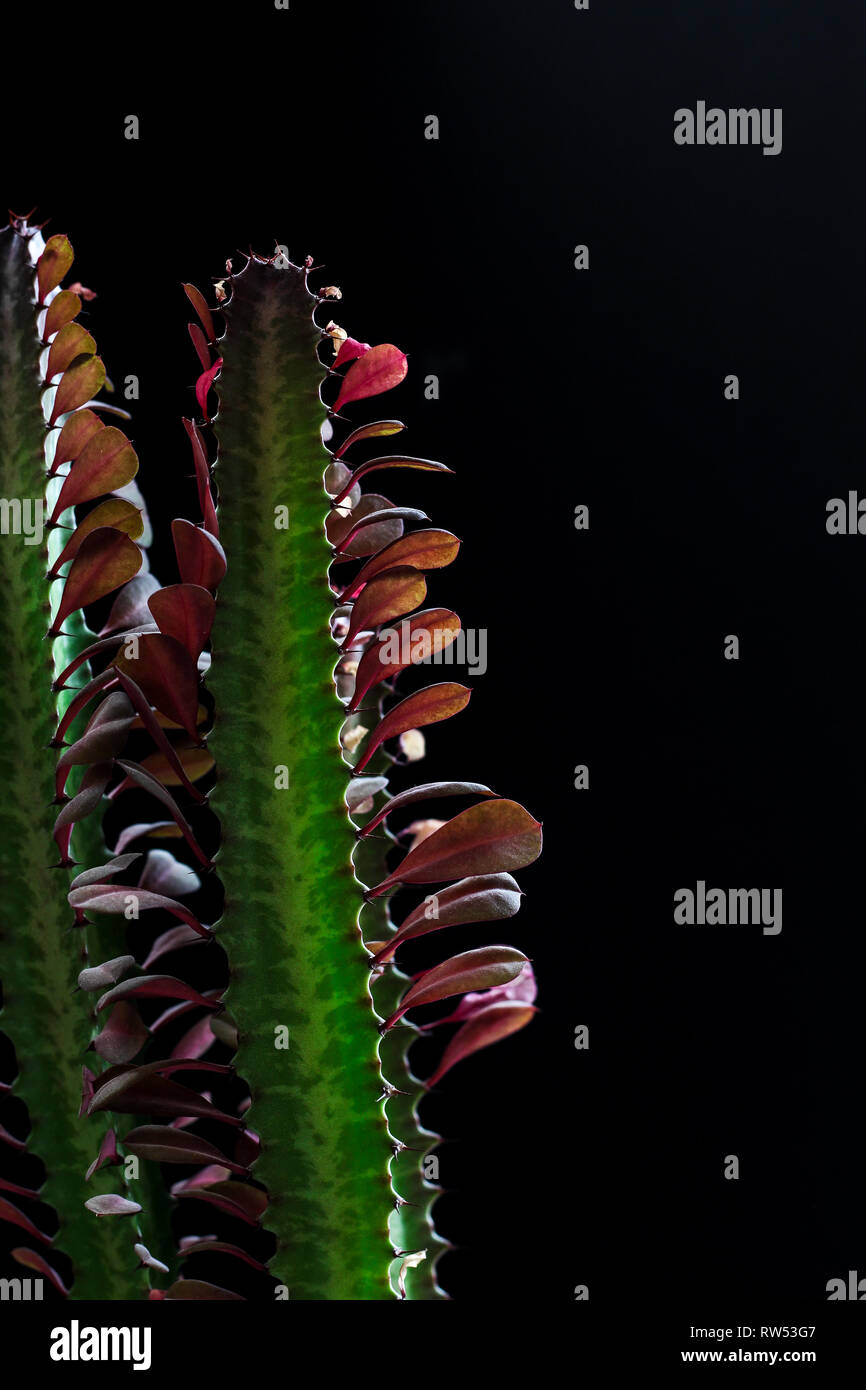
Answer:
333;343;408;411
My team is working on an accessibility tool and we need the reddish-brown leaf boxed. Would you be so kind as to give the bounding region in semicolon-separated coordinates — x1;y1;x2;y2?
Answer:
46;321;96;382
124;1126;247;1174
342;568;428;650
90;1003;150;1064
49;408;104;475
51;529;141;634
424;1000;536;1087
49;498;143;575
98;573;160;634
50;425;138;521
326;493;408;559
182;419;219;536
369;872;525;961
172;519;227;591
369;799;542;895
332;456;453;507
188;322;211;371
49;354;106;424
114;760;212;867
343;529;461;597
69;884;209;938
334;419;406;459
183;282;216;343
148;583;215;659
383;946;529;1028
94;975;219;1016
85;1128;123;1181
348;609;461;712
10;1248;69;1296
0;1197;50;1245
164;1279;245;1300
113;632;201;741
172;1180;267;1226
43;288;82;341
333;505;427;557
353;684;471;773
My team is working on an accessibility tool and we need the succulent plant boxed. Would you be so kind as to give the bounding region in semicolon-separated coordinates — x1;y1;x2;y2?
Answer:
0;213;542;1300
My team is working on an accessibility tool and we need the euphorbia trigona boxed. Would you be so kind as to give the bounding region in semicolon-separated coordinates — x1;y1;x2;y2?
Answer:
0;214;541;1300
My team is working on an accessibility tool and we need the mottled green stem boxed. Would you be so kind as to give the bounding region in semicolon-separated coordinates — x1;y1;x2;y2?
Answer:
0;228;147;1297
209;260;395;1299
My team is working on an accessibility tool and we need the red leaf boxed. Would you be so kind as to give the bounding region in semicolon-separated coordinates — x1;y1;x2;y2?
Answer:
424;1000;536;1087
172;519;227;591
177;1238;267;1271
50;529;142;635
114;760;212;867
10;1248;69;1296
348;609;461;712
333;343;408;411
37;233;74;302
332;505;427;557
98;573;160;635
85;1127;123;1181
148;583;215;659
183;282;217;343
94;975;220;1015
353;684;471;773
182;419;219;536
124;1126;247;1174
342;528;461;598
194;358;223;420
333;337;371;369
142;925;207;969
113;632;202;741
188;322;211;371
360;782;497;839
382;946;529;1029
334;419;405;459
332;456;453;507
343;568;428;650
113;668;208;803
439;960;537;1026
69;884;209;939
0;1197;50;1245
50;425;138;522
369;799;542;895
89;1074;237;1127
164;1279;245;1300
172;1180;267;1226
326;493;408;560
91;1003;149;1064
49;354;106;425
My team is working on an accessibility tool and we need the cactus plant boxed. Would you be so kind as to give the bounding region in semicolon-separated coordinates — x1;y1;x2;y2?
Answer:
0;213;542;1300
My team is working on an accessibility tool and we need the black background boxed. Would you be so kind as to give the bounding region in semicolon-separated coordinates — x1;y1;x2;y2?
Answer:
2;0;866;1329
